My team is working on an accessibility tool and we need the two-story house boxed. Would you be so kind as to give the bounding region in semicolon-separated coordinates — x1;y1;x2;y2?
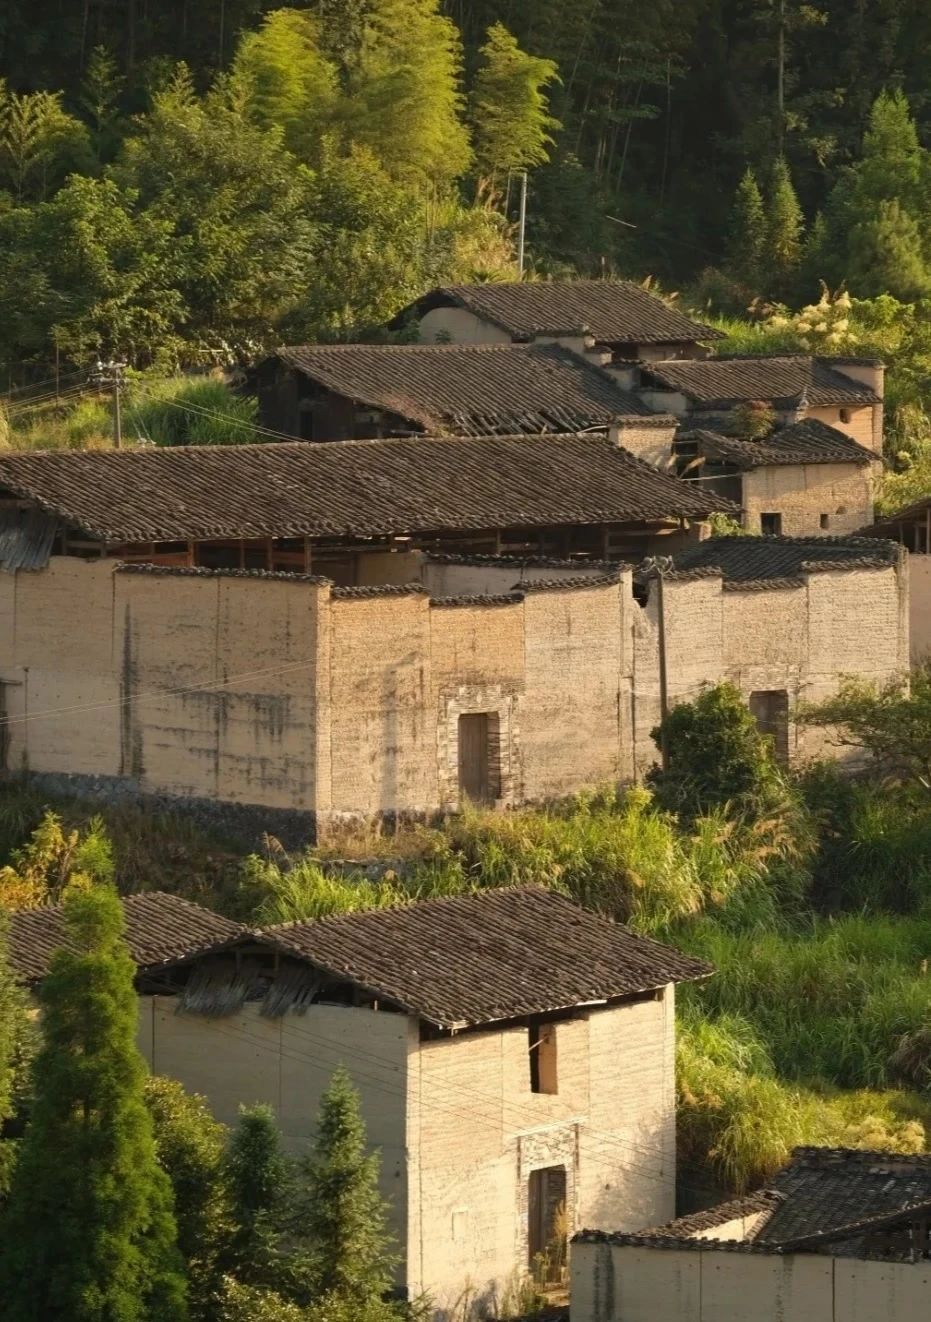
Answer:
8;886;711;1316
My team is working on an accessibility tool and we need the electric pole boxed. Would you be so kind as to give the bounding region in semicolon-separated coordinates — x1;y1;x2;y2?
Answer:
93;359;126;449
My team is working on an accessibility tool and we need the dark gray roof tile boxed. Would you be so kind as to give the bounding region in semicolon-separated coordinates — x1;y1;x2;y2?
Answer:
0;433;732;544
396;281;723;345
644;356;880;407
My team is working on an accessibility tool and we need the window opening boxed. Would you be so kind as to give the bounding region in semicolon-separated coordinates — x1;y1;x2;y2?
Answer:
760;512;782;535
528;1018;558;1094
749;690;790;764
528;1166;568;1282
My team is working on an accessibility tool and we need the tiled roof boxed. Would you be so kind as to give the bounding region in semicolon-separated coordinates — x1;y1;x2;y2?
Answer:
761;1147;931;1247
643;356;880;407
0;434;732;544
8;892;247;983
668;534;900;583
575;1149;931;1258
680;419;877;470
276;341;654;433
265;886;712;1029
395;280;724;344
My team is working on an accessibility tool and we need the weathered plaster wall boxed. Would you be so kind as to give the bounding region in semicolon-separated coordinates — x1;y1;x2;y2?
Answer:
611;424;678;469
807;403;878;452
908;553;931;662
408;991;676;1313
137;997;412;1278
743;462;875;536
632;562;907;773
569;1243;930;1322
418;306;512;344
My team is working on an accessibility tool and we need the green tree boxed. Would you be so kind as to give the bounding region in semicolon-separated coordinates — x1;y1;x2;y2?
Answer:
847;199;929;300
0;80;91;201
346;0;472;190
78;46;126;165
764;157;803;296
225;1103;290;1291
470;23;559;196
299;1067;398;1317
232;10;338;163
648;682;786;821
0;887;187;1321
116;67;317;358
146;1077;232;1321
799;663;931;791
726;168;766;289
0;912;33;1198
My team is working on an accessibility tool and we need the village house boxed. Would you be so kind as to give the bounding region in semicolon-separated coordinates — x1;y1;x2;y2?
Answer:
0;431;907;833
253;341;664;442
7;886;712;1316
390;280;724;362
860;495;931;662
635;354;884;454
674;418;880;536
571;1146;931;1322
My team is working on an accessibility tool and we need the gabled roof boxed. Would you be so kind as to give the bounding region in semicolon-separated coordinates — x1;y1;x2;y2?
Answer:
642;356;880;408
393;280;723;345
275;341;654;434
667;534;900;585
0;434;732;546
574;1148;931;1260
8;892;248;983
860;494;931;536
8;886;712;1029
266;886;712;1029
679;419;877;470
762;1147;931;1246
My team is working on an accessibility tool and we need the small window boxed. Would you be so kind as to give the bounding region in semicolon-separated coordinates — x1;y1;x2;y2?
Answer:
839;408;852;424
528;1018;558;1094
760;512;782;536
749;690;790;764
820;513;830;530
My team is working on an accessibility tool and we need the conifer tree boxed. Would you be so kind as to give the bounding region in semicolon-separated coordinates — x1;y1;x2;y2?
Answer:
225;1103;289;1290
764;157;803;296
301;1068;398;1317
0;887;187;1321
471;23;559;196
725;167;766;288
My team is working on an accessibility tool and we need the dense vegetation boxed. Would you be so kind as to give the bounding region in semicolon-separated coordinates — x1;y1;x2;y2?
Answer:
2;677;931;1213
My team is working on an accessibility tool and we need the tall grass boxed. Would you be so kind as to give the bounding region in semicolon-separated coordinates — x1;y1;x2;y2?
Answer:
677;913;931;1090
676;1006;928;1193
125;376;260;446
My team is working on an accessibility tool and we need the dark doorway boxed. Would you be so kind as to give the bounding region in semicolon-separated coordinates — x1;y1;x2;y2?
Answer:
761;512;783;535
528;1165;567;1281
457;712;499;805
749;689;790;764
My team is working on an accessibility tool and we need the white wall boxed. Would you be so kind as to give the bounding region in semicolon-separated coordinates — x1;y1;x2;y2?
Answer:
909;553;931;663
570;1243;931;1322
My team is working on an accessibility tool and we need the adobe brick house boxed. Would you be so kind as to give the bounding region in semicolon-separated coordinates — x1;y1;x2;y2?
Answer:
674;418;880;536
391;280;724;363
636;354;884;455
8;887;711;1316
571;1147;931;1322
253;341;662;442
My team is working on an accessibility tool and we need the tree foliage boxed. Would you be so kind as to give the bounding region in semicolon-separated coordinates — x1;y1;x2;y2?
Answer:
470;23;559;192
726;168;765;289
0;887;187;1321
0;810;114;910
799;664;931;791
648;683;788;821
297;1068;399;1317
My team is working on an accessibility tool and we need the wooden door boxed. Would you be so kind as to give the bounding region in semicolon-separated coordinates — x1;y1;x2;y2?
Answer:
458;713;491;805
528;1165;567;1279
